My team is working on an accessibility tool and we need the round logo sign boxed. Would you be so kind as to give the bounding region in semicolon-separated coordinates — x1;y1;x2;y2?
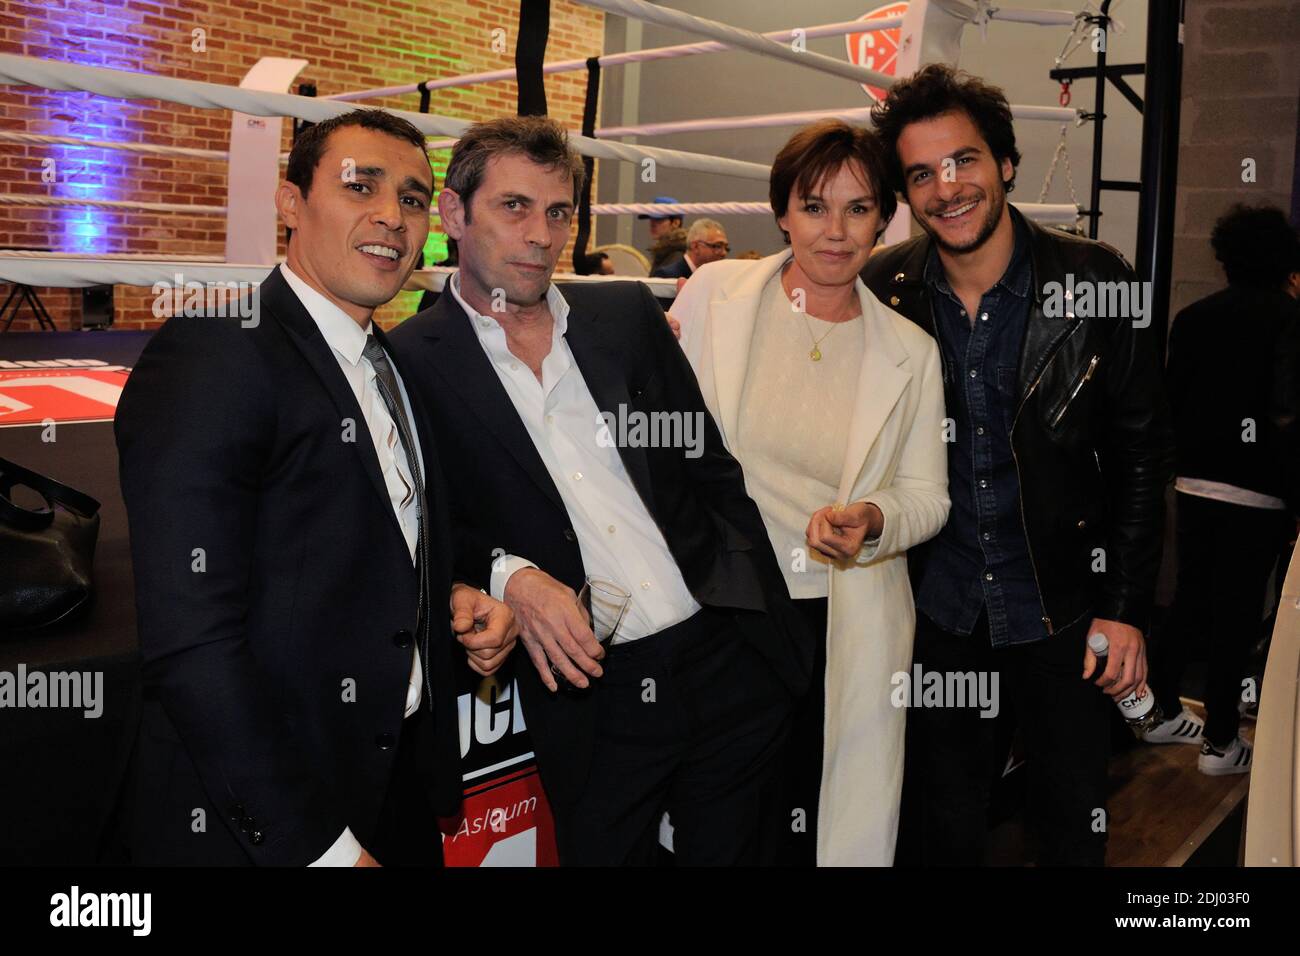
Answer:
845;3;909;103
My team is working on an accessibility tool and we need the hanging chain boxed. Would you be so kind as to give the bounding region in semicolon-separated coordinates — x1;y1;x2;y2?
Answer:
1038;123;1081;219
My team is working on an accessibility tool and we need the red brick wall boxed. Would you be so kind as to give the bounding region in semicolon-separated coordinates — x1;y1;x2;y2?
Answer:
0;0;605;332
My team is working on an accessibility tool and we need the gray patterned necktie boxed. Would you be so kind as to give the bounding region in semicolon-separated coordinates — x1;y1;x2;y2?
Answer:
362;334;430;704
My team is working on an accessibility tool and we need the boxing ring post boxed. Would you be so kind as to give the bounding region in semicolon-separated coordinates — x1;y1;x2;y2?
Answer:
225;58;308;266
1134;0;1184;353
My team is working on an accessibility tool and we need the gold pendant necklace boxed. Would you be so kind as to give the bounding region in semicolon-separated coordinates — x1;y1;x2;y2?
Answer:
783;262;858;361
802;313;841;362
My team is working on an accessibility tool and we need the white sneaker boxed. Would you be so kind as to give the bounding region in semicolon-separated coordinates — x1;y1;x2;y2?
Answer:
1139;706;1204;745
1198;736;1253;776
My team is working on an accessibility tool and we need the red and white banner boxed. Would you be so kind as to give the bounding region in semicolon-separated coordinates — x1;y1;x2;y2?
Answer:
846;3;909;103
0;360;128;427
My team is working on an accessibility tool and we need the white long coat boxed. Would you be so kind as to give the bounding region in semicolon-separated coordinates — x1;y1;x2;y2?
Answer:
672;250;950;865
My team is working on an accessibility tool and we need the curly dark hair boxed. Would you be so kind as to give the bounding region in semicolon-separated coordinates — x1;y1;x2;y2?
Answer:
1210;204;1300;290
768;119;898;243
869;64;1022;197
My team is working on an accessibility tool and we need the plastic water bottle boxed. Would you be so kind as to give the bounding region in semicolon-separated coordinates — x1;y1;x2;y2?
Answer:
1087;633;1164;737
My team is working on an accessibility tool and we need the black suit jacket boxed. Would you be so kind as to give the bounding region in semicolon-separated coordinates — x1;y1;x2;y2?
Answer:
114;267;462;865
388;278;811;804
1168;286;1300;510
650;256;693;280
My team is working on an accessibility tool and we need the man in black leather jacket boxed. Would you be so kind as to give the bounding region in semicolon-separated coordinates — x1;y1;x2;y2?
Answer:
861;65;1174;865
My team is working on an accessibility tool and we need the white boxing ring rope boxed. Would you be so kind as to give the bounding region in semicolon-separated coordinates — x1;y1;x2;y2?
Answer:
324;3;1087;105
0;130;298;164
0;254;682;300
0;129;231;161
0;54;771;183
591;201;1083;227
327;19;902;103
569;0;895;89
0;192;1082;228
598;103;1081;140
0;194;228;215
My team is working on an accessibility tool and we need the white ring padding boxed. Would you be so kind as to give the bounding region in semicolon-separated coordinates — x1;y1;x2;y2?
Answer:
591;201;1081;226
0;194;226;215
0;257;683;299
0;54;771;182
571;0;896;89
0;129;230;160
599;103;1080;139
328;18;901;102
965;1;1083;28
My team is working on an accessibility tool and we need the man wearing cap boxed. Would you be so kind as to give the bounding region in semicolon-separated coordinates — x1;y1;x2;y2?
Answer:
639;196;688;275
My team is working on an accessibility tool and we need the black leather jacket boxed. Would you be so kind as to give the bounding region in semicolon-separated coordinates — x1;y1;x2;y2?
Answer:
861;214;1174;634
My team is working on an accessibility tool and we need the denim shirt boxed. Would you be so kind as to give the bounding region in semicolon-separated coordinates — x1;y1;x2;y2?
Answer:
915;214;1050;647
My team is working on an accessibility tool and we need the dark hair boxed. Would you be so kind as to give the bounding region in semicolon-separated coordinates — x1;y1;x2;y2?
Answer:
768;119;897;244
286;109;430;197
1211;204;1300;289
445;115;585;221
870;64;1022;196
581;252;609;273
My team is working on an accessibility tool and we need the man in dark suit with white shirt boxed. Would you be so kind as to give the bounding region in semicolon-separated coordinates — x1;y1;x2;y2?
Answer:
389;116;811;865
115;109;516;866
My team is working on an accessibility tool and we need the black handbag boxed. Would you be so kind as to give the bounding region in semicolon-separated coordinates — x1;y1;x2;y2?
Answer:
0;456;101;634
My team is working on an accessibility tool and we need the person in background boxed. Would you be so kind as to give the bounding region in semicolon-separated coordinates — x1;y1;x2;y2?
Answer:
639;196;688;275
1146;204;1300;773
582;251;615;275
672;119;949;865
652;218;729;280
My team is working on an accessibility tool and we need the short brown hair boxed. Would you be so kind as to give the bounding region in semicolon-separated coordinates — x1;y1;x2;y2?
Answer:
286;109;429;198
445;116;585;221
769;119;897;243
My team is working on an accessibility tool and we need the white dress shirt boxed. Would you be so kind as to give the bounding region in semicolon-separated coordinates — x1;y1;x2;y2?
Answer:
448;271;700;643
279;263;425;867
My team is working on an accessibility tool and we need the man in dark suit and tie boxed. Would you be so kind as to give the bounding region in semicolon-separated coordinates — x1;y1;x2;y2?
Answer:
388;116;811;865
115;109;516;866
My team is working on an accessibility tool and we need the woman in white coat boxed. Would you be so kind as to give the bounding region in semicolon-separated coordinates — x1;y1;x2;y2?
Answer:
671;120;949;866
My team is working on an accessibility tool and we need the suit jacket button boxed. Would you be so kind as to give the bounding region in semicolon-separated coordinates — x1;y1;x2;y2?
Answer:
563;528;576;542
393;629;413;648
249;830;265;846
1077;519;1088;529
889;295;901;306
376;732;395;750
